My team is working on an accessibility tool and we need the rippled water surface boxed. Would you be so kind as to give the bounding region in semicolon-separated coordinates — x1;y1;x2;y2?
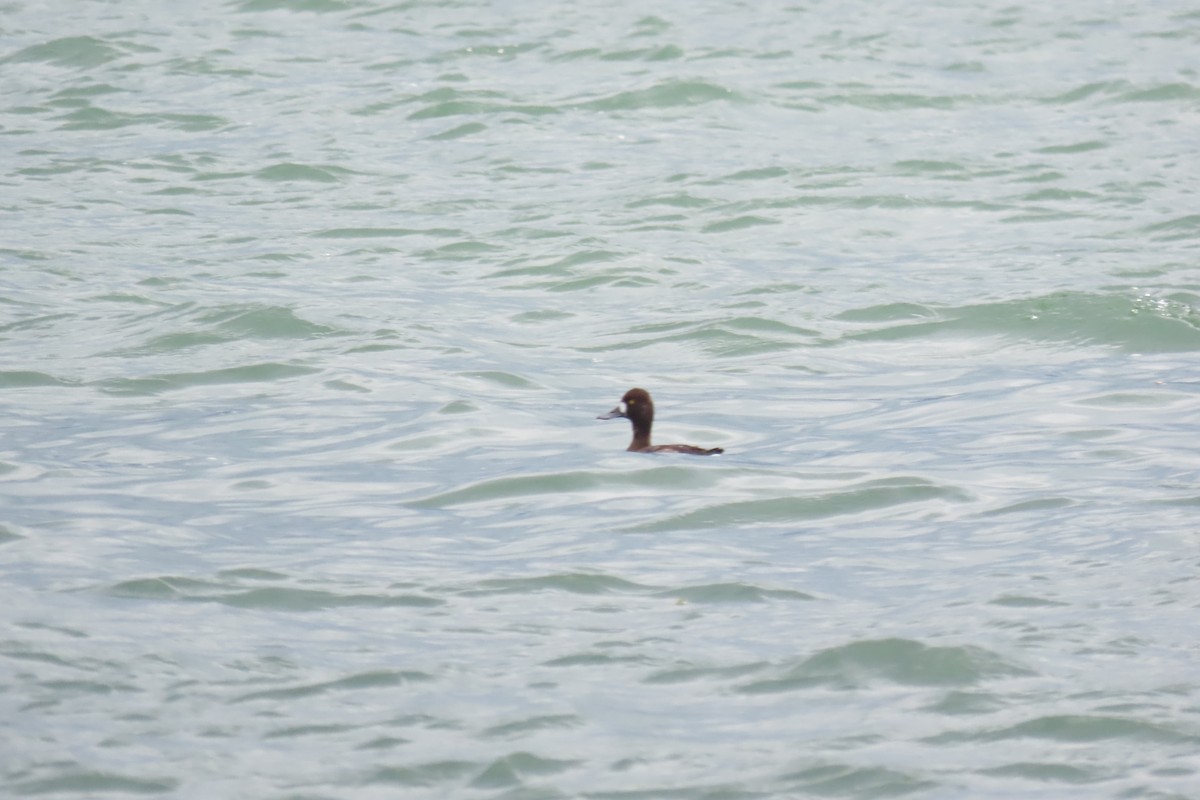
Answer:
3;1;1200;798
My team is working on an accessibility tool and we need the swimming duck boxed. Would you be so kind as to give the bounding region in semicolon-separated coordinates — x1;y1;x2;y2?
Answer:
597;388;724;455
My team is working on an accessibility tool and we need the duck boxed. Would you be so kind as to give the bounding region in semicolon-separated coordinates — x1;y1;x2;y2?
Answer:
597;388;724;455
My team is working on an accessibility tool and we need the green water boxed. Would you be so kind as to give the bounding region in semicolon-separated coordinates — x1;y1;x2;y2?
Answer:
2;1;1199;798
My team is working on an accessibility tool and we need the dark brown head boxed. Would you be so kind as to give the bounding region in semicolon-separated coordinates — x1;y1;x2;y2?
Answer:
597;387;654;451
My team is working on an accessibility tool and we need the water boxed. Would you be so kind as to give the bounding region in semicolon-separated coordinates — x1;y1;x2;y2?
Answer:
2;1;1199;798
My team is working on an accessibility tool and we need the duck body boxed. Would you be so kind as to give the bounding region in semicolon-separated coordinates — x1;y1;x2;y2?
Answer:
597;388;724;455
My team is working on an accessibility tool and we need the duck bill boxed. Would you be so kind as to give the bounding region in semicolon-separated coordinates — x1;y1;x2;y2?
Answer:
596;405;626;420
